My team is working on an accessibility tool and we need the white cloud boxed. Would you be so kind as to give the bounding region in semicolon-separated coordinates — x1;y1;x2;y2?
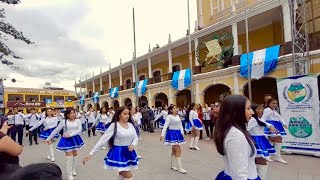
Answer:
0;0;197;91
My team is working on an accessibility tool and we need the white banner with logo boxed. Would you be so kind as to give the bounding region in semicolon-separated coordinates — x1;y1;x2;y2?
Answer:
277;74;320;156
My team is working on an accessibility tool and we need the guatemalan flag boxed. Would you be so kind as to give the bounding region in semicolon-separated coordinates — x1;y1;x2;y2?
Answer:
134;79;148;97
109;87;119;99
172;68;192;90
240;45;280;79
79;95;85;105
92;92;99;104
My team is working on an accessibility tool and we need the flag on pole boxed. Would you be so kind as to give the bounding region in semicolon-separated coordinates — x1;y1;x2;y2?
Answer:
92;92;99;104
240;45;280;79
110;87;119;99
172;68;192;90
134;79;148;97
80;95;85;105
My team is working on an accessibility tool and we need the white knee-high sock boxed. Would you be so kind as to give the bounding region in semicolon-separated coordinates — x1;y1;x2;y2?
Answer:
257;164;268;180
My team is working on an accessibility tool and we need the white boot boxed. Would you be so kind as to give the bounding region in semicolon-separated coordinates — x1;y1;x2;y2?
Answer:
194;137;200;150
66;156;74;180
189;137;195;149
49;144;55;162
47;145;51;160
176;157;187;174
72;156;77;176
123;178;133;180
274;143;288;164
171;155;177;171
257;164;268;180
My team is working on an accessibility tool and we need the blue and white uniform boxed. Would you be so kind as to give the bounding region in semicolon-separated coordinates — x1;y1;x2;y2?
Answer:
29;116;59;139
93;113;109;133
247;117;275;158
216;127;260;180
46;119;84;152
154;110;168;129
185;110;203;132
161;114;185;145
89;122;139;171
261;107;287;137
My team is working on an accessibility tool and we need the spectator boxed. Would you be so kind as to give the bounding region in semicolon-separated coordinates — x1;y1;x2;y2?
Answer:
9;163;62;180
0;121;23;178
202;103;213;141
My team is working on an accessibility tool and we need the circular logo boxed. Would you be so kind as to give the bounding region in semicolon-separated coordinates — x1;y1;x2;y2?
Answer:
288;116;312;138
287;83;307;103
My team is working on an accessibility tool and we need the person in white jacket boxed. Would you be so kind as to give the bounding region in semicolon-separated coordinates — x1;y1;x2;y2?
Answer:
83;106;139;180
214;95;259;180
160;104;186;174
86;107;97;137
262;98;288;164
44;109;84;180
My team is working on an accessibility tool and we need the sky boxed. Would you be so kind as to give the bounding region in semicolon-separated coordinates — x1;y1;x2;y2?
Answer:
1;0;197;91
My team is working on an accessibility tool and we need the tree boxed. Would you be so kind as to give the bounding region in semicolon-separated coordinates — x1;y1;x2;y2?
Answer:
0;0;33;67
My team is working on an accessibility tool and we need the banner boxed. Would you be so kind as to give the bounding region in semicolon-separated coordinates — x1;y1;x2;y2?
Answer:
277;74;320;156
7;101;46;108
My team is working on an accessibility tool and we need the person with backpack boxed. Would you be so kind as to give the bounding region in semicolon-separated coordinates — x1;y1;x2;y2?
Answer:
141;106;149;131
147;107;155;133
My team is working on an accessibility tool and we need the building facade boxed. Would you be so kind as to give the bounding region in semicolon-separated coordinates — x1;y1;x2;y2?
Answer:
73;0;320;111
3;87;76;113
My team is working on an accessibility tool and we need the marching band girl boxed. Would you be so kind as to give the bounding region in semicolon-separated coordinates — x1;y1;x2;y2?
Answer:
83;106;139;180
247;104;277;180
154;105;168;129
160;105;186;174
91;107;110;150
214;95;259;180
29;108;59;162
185;103;203;150
44;109;84;180
262;98;288;164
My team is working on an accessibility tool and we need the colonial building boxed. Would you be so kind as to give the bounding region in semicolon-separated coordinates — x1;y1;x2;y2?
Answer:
3;87;76;113
73;0;320;110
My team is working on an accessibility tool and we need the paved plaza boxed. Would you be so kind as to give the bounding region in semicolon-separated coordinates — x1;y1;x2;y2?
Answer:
20;129;320;180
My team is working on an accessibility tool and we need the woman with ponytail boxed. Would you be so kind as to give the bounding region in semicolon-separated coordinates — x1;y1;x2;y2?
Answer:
83;106;139;180
247;104;277;180
44;109;84;180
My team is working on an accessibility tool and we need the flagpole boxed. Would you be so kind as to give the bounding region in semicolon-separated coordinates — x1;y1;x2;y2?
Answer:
245;0;252;102
187;0;194;103
132;2;139;107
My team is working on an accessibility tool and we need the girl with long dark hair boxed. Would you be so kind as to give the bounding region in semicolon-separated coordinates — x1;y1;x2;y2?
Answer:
160;105;186;174
214;95;259;180
185;103;203;150
247;104;277;180
261;98;288;164
44;109;84;180
83;106;139;180
154;104;168;129
29;108;59;162
92;107;110;134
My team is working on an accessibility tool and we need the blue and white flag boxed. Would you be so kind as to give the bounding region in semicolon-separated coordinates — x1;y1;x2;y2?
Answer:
172;68;191;90
240;45;280;79
110;87;119;99
134;79;148;97
92;92;99;104
79;95;85;105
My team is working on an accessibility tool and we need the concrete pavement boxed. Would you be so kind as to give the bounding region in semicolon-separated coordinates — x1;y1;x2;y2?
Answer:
19;129;320;180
